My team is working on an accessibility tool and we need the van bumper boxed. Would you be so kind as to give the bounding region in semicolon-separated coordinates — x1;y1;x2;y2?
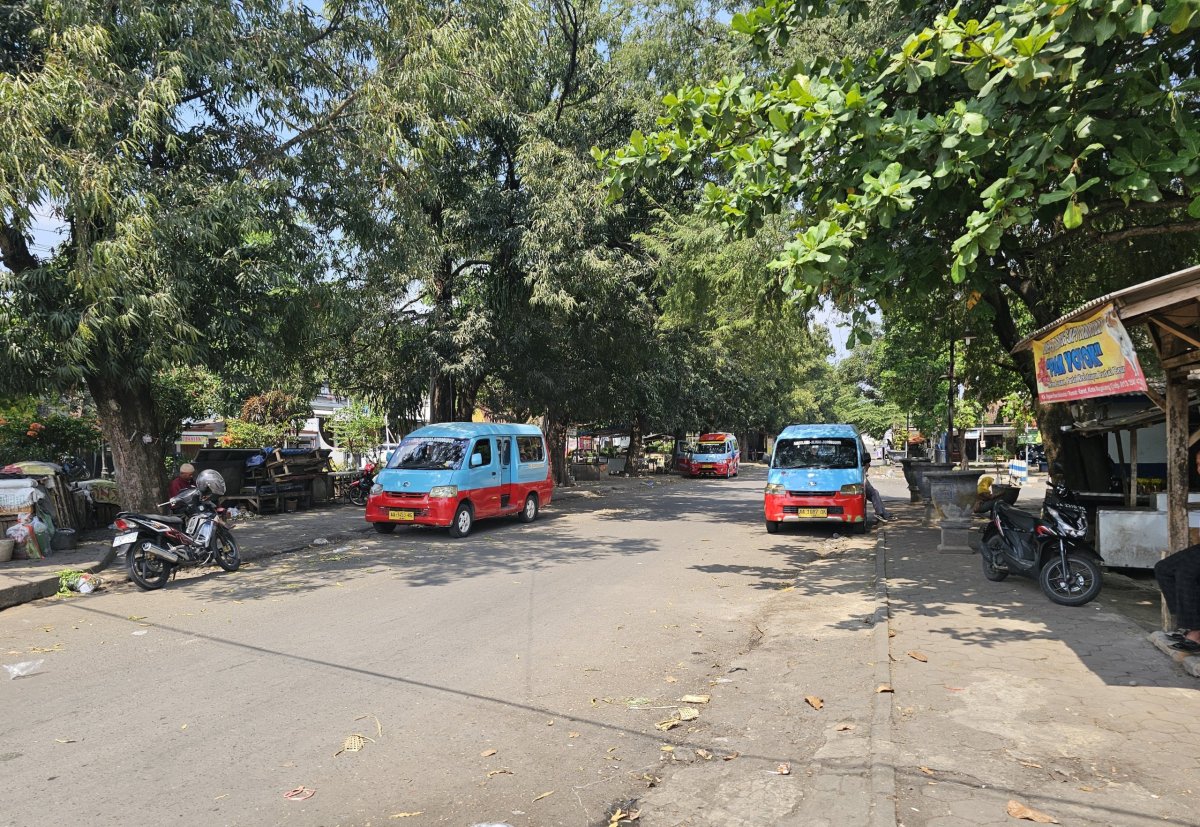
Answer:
366;493;456;527
691;460;733;476
764;492;866;524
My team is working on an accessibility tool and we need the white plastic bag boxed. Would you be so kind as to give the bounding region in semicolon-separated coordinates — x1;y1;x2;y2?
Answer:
3;659;45;679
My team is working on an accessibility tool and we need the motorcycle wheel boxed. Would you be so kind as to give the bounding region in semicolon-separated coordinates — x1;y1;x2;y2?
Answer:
1039;553;1102;606
215;527;241;572
348;485;367;506
127;544;172;590
980;540;1009;582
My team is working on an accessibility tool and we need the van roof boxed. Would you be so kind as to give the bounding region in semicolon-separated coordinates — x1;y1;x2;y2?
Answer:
777;423;860;440
406;422;544;439
698;432;734;441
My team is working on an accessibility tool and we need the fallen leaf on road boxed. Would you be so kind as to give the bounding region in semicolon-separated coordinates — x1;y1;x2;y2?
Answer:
533;791;554;802
127;616;145;621
655;718;682;731
664;675;678;683
907;651;928;662
695;749;713;760
835;724;856;732
876;684;894;693
1018;760;1043;769
481;749;497;757
608;747;618;753
805;696;824;710
722;751;740;761
609;807;640;824
390;813;423;819
945;686;964;692
642;773;661;787
545;719;554;726
677;707;700;721
778;585;795;592
486;768;512;778
679;694;710;704
568;732;580;738
772;763;791;775
919;766;935;776
180;724;187;730
888;629;896;638
54;738;77;743
660;745;674;752
1006;800;1058;823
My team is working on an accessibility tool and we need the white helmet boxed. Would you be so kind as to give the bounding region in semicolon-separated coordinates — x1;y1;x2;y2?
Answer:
194;469;227;496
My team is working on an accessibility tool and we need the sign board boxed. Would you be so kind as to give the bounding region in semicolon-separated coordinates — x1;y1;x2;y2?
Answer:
1032;303;1148;403
964;429;981;440
1017;431;1042;445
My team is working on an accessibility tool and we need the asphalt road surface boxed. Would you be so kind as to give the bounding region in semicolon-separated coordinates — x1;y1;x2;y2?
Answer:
0;466;887;827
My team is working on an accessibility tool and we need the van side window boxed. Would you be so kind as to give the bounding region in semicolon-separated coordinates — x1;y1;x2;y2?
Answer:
517;436;545;463
474;438;493;466
499;438;511;467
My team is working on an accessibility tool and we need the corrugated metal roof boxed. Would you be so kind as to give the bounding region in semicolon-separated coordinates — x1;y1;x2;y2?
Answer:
1012;263;1200;353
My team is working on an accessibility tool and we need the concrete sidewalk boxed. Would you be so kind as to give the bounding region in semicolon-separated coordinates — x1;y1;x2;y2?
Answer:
879;501;1200;827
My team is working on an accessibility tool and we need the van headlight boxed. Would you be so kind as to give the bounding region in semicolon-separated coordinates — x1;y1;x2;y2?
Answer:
764;483;785;495
370;483;383;495
428;485;458;498
840;484;864;496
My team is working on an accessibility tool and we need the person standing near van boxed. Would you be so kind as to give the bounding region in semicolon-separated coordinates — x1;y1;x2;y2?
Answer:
863;456;892;522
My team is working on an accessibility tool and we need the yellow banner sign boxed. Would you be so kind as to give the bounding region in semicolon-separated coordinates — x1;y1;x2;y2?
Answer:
1032;303;1147;403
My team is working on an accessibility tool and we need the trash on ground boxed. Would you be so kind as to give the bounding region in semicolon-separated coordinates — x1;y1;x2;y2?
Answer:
3;660;45;680
609;807;641;824
805;696;824;710
678;694;710;704
655;717;682;731
283;786;315;800
695;748;713;760
132;630;148;636
57;570;103;595
312;538;329;545
486;768;512;778
722;751;740;761
1005;799;1058;823
677;707;699;721
771;763;791;775
334;733;374;756
390;812;424;819
532;791;554;802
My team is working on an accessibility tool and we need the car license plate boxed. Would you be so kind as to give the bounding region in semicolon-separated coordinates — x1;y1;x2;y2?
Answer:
389;510;415;521
113;531;139;547
796;508;827;518
702;464;714;469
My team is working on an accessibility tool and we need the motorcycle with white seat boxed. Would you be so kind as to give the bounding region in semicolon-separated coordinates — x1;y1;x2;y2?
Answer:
105;469;242;590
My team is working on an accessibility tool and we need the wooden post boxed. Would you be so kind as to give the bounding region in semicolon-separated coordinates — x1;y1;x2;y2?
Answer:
1165;373;1189;631
1114;429;1129;505
1129;429;1139;508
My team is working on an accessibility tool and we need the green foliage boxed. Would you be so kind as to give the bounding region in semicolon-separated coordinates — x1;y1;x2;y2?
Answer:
240;392;310;431
0;413;100;466
218;419;287;450
328;400;385;457
151;366;224;444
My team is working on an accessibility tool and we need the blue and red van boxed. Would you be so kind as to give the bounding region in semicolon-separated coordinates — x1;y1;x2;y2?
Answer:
764;424;867;534
366;422;553;538
685;432;741;478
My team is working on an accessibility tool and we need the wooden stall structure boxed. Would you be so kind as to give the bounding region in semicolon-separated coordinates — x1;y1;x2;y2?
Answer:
193;447;332;514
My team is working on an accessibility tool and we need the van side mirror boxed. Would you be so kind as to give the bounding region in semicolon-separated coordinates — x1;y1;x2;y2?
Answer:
471;452;484;468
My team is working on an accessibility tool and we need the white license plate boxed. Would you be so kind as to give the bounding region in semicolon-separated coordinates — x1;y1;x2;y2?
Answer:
113;531;139;547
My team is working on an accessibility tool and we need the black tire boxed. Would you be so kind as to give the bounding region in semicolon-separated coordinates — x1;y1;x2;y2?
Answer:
519;493;539;523
1039;552;1102;606
981;543;1009;581
853;519;868;535
215;526;241;572
127;544;171;590
765;519;780;534
374;522;396;534
448;502;474;538
348;485;367;507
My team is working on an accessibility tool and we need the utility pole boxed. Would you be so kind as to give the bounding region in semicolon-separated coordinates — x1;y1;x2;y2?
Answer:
946;335;955;464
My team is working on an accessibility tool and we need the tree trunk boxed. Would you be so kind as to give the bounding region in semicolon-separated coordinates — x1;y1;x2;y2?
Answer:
624;415;645;476
454;376;483;422
544;414;570;487
88;376;168;513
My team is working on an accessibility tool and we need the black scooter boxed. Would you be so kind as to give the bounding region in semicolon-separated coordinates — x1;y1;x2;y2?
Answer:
979;478;1103;606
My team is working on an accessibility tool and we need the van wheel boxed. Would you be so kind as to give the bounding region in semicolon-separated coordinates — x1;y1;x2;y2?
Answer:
519;493;539;523
765;520;780;534
449;502;474;538
374;523;396;534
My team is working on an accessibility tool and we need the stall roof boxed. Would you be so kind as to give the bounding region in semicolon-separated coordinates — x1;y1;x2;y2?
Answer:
1062;391;1200;435
1013;264;1200;353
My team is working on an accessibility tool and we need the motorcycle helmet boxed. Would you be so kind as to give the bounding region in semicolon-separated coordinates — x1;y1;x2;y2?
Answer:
194;469;227;496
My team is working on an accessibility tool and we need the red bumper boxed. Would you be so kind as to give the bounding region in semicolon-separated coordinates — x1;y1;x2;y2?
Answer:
764;491;866;525
691;460;731;476
366;492;457;527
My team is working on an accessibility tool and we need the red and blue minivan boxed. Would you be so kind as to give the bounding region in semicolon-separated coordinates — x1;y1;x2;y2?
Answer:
686;432;741;478
764;424;868;534
366;422;553;538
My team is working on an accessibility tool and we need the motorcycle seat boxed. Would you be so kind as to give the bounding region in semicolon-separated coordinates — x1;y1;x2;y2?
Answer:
157;514;185;526
996;501;1039;532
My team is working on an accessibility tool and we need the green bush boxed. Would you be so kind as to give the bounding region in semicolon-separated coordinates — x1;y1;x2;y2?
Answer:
0;414;101;467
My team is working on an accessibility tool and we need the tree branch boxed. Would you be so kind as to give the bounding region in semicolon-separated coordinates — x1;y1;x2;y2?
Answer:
0;223;39;274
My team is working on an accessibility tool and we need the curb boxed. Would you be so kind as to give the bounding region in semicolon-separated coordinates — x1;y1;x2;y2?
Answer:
1148;630;1200;678
869;525;899;827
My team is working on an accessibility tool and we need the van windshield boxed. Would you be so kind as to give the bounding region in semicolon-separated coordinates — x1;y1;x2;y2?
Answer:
773;438;859;470
696;442;727;455
387;437;469;470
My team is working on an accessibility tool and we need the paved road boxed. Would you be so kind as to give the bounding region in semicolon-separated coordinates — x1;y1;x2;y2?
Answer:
0;467;885;826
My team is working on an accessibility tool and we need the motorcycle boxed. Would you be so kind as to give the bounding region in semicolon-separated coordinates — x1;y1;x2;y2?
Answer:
979;476;1103;606
347;461;377;507
105;469;242;590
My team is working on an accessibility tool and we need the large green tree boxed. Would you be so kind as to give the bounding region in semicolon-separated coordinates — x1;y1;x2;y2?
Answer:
0;2;351;509
602;0;1200;484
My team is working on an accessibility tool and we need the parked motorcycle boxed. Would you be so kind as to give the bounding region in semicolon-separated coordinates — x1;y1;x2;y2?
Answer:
347;461;377;507
979;476;1103;606
106;469;242;590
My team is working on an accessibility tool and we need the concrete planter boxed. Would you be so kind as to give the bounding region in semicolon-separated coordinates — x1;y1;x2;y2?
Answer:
926;469;984;553
898;459;932;504
909;461;952;526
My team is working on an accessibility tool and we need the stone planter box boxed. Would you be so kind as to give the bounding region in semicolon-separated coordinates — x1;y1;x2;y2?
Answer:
926;469;985;553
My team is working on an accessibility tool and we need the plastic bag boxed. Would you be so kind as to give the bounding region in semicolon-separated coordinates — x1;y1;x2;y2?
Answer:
3;659;45;679
5;523;29;543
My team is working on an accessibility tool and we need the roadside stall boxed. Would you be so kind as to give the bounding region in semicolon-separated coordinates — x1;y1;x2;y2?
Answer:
1014;265;1200;627
191;447;333;513
0;461;83;559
